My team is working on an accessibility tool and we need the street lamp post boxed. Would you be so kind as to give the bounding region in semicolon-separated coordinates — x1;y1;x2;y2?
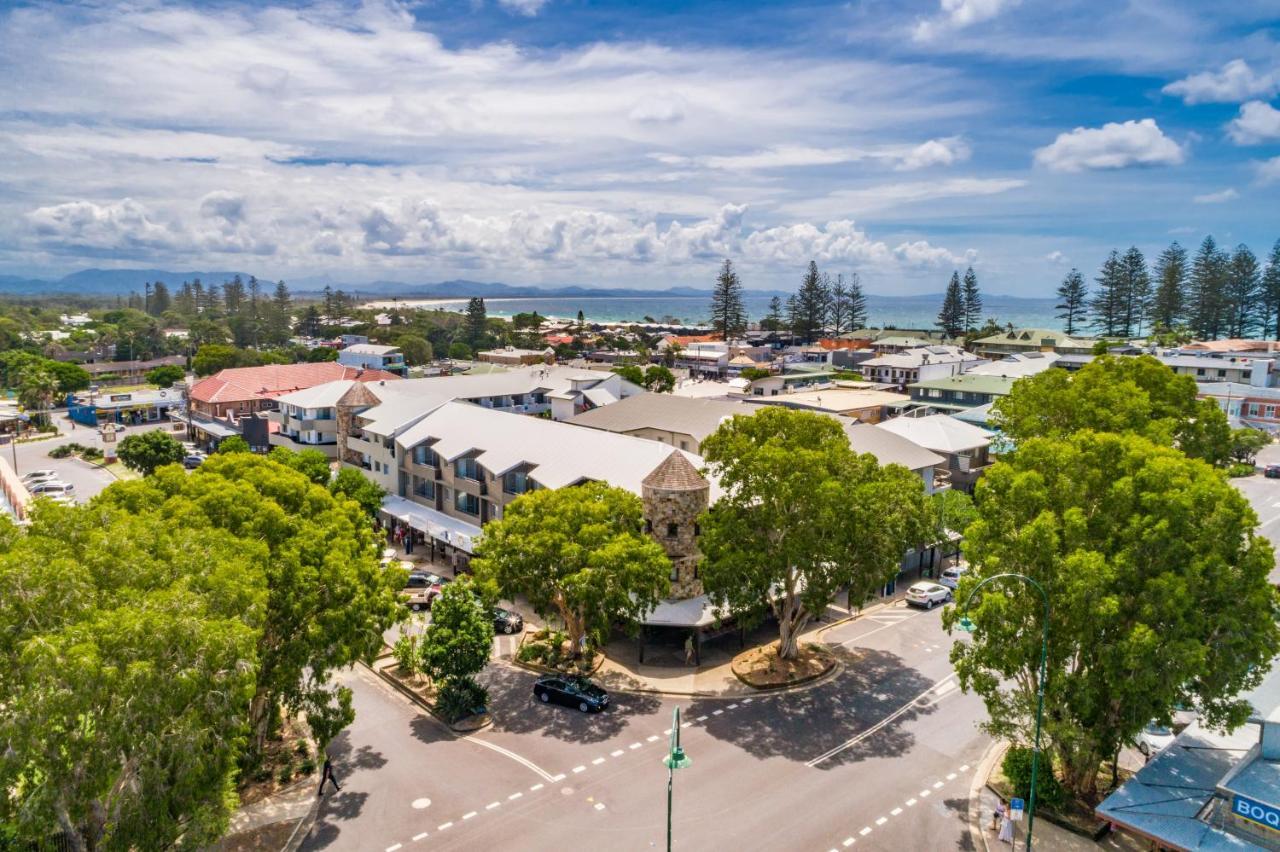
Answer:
663;706;691;851
958;573;1050;851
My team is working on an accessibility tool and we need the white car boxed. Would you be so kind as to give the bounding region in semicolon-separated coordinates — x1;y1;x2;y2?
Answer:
938;564;969;590
30;482;75;499
1138;721;1176;757
905;582;952;609
22;469;59;483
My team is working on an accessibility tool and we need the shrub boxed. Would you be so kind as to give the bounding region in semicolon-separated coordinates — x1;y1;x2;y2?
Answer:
516;641;546;663
392;634;421;678
1002;746;1065;811
298;758;316;776
276;763;294;784
294;739;310;758
82;447;102;461
47;445;72;459
435;676;488;723
1227;462;1257;478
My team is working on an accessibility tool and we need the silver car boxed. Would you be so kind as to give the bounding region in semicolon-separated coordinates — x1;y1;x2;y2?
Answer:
905;582;952;609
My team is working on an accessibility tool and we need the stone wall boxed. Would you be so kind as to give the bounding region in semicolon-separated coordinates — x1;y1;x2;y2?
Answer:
643;483;708;600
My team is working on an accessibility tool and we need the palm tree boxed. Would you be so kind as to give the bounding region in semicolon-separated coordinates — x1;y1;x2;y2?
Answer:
18;366;58;427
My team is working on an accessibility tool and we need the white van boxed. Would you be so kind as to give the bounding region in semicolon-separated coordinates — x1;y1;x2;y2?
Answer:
31;482;75;500
938;563;968;589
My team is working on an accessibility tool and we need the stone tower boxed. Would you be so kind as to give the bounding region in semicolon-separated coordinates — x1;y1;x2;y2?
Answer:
335;380;383;466
642;450;710;600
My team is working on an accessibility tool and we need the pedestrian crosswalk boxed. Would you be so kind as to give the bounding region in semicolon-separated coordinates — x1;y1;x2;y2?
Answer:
862;608;916;626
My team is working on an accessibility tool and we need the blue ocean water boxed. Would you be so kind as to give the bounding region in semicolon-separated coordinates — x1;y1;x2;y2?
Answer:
380;293;1063;331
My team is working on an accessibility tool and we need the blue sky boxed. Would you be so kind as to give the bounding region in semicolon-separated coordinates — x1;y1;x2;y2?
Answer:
0;0;1277;295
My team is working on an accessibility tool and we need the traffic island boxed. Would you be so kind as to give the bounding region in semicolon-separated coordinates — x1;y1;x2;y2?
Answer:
731;640;836;690
370;655;492;733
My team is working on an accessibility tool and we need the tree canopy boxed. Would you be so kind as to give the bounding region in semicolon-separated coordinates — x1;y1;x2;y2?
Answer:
422;579;494;685
117;429;185;476
329;466;386;517
146;364;186;386
473;482;670;655
990;354;1230;465
698;407;929;658
944;431;1278;799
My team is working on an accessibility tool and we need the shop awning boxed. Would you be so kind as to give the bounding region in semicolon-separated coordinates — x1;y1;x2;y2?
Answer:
380;494;482;553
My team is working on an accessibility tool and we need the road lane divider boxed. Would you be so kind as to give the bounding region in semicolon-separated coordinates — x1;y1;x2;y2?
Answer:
805;673;959;767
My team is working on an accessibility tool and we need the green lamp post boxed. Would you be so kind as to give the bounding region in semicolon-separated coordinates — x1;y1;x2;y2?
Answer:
663;706;692;851
958;572;1049;851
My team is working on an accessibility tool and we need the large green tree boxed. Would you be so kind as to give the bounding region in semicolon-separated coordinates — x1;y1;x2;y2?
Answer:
1262;239;1280;341
117;429;186;476
17;365;58;422
945;432;1278;800
1054;269;1087;336
1150;241;1188;332
709;259;748;341
422;579;494;685
791;261;830;343
961;266;983;334
329;466;387;517
146;364;186;387
698;407;928;659
1188;235;1229;339
990;354;1231;465
473;482;670;655
937;271;965;339
1225;243;1261;339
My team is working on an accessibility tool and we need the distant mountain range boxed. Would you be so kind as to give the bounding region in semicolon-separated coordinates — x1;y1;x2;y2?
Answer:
0;267;1055;305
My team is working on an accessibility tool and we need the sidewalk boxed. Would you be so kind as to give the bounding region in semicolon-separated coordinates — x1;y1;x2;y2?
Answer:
211;779;319;852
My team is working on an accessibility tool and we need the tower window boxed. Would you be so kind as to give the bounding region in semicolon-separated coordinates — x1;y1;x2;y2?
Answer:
667;522;678;538
645;519;653;533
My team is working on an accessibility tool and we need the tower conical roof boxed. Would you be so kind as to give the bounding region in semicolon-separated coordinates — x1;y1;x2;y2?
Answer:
337;381;382;408
642;451;708;491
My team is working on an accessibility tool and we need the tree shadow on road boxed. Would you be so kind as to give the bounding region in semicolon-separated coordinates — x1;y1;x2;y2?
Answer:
303;791;371;849
942;796;977;850
690;647;938;769
476;662;663;743
326;731;388;773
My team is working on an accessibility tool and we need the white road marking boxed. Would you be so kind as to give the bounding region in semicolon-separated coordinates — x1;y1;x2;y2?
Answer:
728;703;738;710
859;827;872;836
839;608;926;646
890;807;902;816
933;781;944;789
467;737;556;781
742;698;753;703
551;774;566;782
959;764;970;772
629;742;642;749
875;817;887;826
946;772;957;780
592;757;606;765
712;709;723;716
438;822;453;831
486;801;500;810
681;722;692;728
572;765;586;773
530;783;544;791
462;811;477;820
611;749;625;757
843;839;855;847
647;735;660;741
412;832;428;841
806;673;959;767
696;715;708;721
594;802;606;811
508;792;523;800
387;845;402;852
906;798;917;807
411;797;431;809
920;789;931;798
663;728;672;735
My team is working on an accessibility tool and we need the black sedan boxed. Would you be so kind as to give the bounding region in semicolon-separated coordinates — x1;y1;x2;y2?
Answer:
533;674;609;713
1266;464;1280;479
494;606;523;634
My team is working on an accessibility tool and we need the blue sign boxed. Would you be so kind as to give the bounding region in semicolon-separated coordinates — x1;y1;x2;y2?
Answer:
1233;794;1280;832
1010;797;1025;822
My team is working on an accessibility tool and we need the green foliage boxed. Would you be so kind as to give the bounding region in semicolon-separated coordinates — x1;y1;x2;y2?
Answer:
1227;462;1258;478
117;429;185;476
1230;428;1269;465
47;443;73;459
329;466;386;517
991;354;1231;466
739;367;771;381
643;365;676;393
435;676;489;723
306;346;339;363
612;364;645;386
394;334;432;366
392;634;421;678
709;258;748;340
474;482;671;655
16;365;58;419
268;446;332;485
937;271;965;338
146;364;186;386
217;435;250;454
422;579;494;683
945;432;1279;799
192;343;243;376
1002;747;1065;811
44;360;92;394
931;488;977;539
699;407;929;658
448;341;472;360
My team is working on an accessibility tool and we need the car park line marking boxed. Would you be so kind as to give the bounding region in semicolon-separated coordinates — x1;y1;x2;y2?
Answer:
890;807;902;816
530;783;544;791
839;608;927;646
906;798;917;806
629;742;643;749
859;827;872;836
387;845;402;851
572;765;586;773
932;781;944;789
412;832;428;841
920;789;931;797
843;838;855;847
508;792;523;800
728;703;738;710
437;822;453;831
875;817;887;826
959;764;970;772
806;673;957;767
680;722;692;728
696;715;708;722
647;734;660;741
592;757;606;765
485;801;500;810
742;698;753;703
551;774;566;782
712;709;723;715
594;802;606;811
946;772;957;780
462;811;477;820
611;749;625;757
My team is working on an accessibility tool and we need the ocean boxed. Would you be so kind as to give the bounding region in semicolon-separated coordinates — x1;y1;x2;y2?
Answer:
366;293;1063;331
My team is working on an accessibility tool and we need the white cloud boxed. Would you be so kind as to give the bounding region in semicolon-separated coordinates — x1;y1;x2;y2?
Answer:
1258;156;1280;185
694;137;970;172
1163;59;1280;105
26;198;181;252
1045;250;1066;264
628;95;686;125
1033;119;1184;172
894;137;971;171
497;0;551;16
779;177;1026;219
1193;188;1238;204
1227;101;1280;145
913;0;1020;41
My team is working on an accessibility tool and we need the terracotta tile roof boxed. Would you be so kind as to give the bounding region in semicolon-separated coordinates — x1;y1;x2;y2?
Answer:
642;450;709;492
190;363;400;405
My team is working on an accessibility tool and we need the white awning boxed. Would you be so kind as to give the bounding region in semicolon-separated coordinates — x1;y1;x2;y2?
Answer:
380;495;482;553
643;594;723;628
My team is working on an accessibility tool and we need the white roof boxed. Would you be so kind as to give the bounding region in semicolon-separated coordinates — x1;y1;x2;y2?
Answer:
965;351;1060;377
395;401;720;499
875;413;991;454
381;495;480;551
861;346;979;369
843;422;944;472
342;343;399;355
275;380;358;409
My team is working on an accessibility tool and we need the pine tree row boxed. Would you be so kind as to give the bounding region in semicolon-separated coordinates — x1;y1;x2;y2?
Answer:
709;259;869;343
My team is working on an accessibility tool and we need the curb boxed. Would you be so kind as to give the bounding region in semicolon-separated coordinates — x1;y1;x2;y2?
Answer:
730;644;839;691
969;739;1009;852
280;785;323;852
368;662;493;734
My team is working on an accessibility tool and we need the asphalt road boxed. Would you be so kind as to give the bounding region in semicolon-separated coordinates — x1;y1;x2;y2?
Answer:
304;602;989;852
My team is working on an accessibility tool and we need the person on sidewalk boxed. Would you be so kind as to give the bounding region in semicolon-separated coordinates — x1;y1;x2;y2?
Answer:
998;810;1014;845
684;634;695;666
991;798;1006;832
317;756;341;797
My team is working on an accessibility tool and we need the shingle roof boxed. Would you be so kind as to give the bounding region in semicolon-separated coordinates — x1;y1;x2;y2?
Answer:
190;363;401;405
642;451;709;491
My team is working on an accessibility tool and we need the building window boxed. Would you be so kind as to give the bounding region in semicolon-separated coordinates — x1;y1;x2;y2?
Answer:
1249;403;1261;417
413;445;438;466
455;491;481;516
667;522;678;538
455;457;479;480
645;519;653;533
1218;369;1227;378
414;479;435;500
670;563;679;581
1267;406;1276;419
503;470;529;494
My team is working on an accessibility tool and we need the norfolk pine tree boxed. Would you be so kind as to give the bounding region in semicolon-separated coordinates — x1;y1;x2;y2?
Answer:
1225;243;1261;338
1189;235;1229;339
937;271;965;339
846;272;868;330
791;261;830;342
697;408;927;660
1150;241;1188;332
945;431;1278;800
710;258;748;340
961;266;983;333
1262;240;1280;340
1090;250;1124;336
1054;268;1088;335
1119;246;1151;337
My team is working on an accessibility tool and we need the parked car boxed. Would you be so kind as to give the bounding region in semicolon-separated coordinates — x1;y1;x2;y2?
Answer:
182;454;205;469
402;572;437;612
30;482;75;498
1138;721;1176;757
905;581;952;609
494;606;524;634
45;494;76;506
533;674;609;713
938;563;969;590
21;469;58;483
1266;464;1280;479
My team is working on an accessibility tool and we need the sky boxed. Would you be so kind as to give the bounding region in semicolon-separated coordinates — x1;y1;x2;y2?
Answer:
0;0;1277;296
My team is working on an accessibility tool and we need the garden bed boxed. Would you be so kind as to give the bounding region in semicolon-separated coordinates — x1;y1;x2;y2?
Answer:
237;714;317;807
374;657;491;732
731;640;836;689
988;751;1131;840
514;628;603;676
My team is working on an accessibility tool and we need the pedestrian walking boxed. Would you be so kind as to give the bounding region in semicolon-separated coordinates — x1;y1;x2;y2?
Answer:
998;811;1014;845
317;755;341;796
991;798;1005;832
684;634;695;666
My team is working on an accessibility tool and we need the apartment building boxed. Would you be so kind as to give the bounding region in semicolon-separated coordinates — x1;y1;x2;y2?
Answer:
859;345;987;387
337;343;408;377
